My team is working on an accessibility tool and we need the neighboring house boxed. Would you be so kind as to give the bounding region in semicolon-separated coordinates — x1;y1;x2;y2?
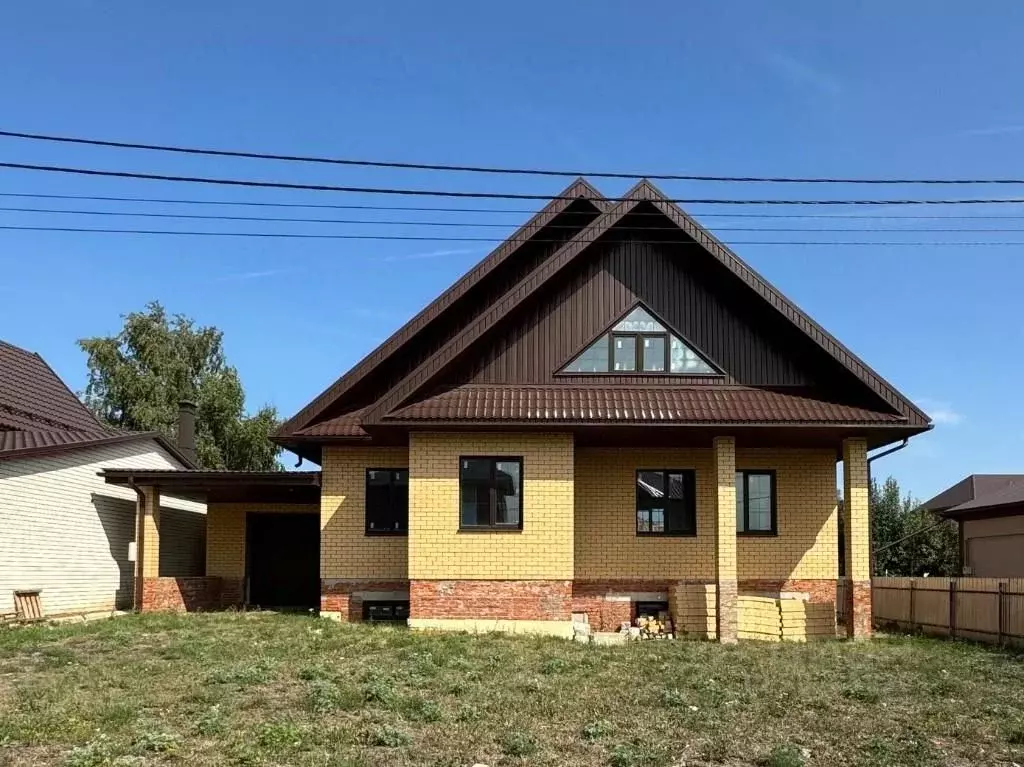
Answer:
0;340;205;618
922;475;1024;577
102;179;931;642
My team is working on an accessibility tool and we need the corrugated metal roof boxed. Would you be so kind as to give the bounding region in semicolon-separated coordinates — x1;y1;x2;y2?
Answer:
383;386;906;425
0;340;102;432
294;408;370;438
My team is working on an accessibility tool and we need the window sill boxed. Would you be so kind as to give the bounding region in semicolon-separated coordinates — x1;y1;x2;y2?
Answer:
738;530;778;537
635;532;697;538
458;525;523;533
365;530;408;537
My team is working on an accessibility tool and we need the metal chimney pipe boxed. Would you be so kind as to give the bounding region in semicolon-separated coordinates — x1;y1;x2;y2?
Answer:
177;400;198;466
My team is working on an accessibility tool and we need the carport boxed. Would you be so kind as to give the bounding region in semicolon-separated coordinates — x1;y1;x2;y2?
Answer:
100;469;321;612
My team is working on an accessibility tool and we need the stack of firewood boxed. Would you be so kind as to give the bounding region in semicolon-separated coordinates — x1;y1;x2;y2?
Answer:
620;611;675;640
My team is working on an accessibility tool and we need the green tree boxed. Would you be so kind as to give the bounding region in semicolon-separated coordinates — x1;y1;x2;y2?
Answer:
79;301;281;470
870;476;959;576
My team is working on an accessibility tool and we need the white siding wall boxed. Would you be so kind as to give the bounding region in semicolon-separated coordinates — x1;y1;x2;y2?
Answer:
0;441;206;616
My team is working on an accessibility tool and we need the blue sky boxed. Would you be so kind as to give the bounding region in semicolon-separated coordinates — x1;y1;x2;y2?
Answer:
1;2;1023;499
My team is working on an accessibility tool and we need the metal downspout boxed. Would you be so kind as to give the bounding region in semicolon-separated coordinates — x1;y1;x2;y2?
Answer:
126;476;146;612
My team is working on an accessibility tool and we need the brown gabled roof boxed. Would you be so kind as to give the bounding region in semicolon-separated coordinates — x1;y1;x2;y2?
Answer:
360;180;927;426
278;179;929;445
384;385;907;426
0;339;196;466
0;340;102;432
275;178;609;438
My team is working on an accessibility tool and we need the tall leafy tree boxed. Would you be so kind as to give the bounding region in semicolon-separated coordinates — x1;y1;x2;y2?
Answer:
870;476;959;576
79;301;281;470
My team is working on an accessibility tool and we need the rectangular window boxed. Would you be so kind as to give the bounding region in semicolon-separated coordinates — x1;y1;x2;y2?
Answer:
460;457;523;529
636;469;696;535
612;335;637;371
642;335;667;371
365;469;409;535
735;470;776;534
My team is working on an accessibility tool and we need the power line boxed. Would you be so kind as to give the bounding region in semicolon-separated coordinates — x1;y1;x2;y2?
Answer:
3;128;1024;185
2;223;1024;245
5;191;1024;219
7;204;1024;233
6;161;1024;205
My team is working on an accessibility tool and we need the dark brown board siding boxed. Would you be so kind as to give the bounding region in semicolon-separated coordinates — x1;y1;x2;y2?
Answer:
458;228;815;388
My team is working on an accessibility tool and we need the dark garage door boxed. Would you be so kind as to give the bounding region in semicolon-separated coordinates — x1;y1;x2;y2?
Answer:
246;513;320;610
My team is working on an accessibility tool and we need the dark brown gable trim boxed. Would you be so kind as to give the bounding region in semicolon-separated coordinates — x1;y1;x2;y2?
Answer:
275;178;609;438
363;179;927;426
362;181;660;423
644;198;930;425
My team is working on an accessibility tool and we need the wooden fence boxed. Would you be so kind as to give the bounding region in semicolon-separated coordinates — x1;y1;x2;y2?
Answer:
838;577;1024;646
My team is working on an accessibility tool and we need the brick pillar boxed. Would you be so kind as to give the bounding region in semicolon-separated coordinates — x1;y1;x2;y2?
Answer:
843;438;872;639
135;485;161;611
713;436;738;644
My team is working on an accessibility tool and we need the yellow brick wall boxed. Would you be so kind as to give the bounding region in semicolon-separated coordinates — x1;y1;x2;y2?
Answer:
321;446;410;580
206;502;319;579
574;447;838;581
408;432;574;580
842;438;870;582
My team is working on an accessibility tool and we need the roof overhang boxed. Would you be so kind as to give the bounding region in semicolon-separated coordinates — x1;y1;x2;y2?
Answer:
100;469;321;504
940;501;1024;521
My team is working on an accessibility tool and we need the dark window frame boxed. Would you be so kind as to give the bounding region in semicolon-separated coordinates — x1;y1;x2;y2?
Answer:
364;468;409;536
736;469;778;536
635;469;697;537
610;331;671;373
458;456;524;531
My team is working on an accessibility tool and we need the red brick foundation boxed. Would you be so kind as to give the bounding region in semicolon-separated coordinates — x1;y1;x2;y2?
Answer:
320;580;410;622
570;578;839;632
571;580;675;631
846;580;872;639
140;577;232;612
411;580;572;621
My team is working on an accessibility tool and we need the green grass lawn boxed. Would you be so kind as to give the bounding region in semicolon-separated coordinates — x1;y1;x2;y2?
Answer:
1;614;1022;767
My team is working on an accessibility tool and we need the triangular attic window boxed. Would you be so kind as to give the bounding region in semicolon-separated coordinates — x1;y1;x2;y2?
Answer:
561;305;721;375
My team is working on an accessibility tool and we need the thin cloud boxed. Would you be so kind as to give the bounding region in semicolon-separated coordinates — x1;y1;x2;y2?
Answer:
764;51;843;97
382;248;477;263
216;269;293;282
916;398;963;426
960;124;1024;137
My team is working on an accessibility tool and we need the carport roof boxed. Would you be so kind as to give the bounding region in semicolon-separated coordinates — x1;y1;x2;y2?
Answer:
100;468;321;504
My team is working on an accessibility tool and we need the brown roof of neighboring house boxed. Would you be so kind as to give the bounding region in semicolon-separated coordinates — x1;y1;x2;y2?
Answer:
384;385;908;426
0;340;102;432
923;474;1024;517
0;339;195;466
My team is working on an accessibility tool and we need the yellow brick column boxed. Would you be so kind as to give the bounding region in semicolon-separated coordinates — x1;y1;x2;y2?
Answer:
134;485;161;610
713;436;738;644
843;438;872;639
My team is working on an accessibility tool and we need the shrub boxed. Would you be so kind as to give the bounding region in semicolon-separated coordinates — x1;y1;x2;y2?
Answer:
501;730;539;758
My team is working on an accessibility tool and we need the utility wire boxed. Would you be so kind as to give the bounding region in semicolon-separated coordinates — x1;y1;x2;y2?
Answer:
7;204;1024;233
6;161;1024;205
3;223;1024;245
5;191;1024;219
3;128;1024;185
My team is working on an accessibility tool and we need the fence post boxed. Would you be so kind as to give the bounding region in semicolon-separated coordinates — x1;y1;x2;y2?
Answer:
998;582;1006;647
949;580;957;639
909;579;916;632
